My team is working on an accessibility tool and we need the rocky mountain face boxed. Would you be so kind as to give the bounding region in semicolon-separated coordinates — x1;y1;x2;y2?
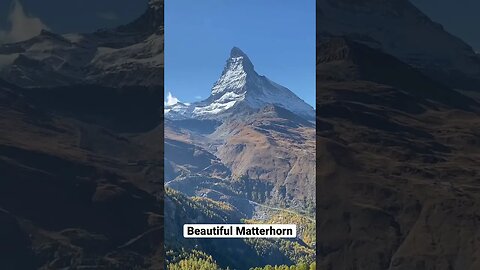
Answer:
166;47;315;120
316;1;480;269
3;0;479;269
0;0;164;88
317;0;480;91
0;0;315;267
0;2;165;269
0;80;165;269
164;48;316;269
165;47;316;212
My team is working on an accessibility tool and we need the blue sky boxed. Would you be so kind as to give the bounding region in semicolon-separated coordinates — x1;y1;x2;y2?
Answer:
165;0;316;107
1;0;479;104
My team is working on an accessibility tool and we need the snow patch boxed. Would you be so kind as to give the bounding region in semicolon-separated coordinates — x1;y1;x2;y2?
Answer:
165;92;179;106
165;47;315;120
211;56;247;96
193;100;238;116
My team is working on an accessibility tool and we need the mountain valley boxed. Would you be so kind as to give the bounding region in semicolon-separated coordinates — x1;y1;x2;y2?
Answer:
164;47;317;269
1;0;480;269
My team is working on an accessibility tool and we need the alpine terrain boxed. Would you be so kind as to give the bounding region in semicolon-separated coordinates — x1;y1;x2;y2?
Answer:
2;0;479;269
316;0;480;269
1;1;165;269
164;47;317;269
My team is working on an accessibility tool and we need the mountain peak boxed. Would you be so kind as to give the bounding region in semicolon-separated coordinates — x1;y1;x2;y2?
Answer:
166;47;315;120
195;48;315;120
211;47;255;96
117;0;163;34
227;46;254;72
230;47;248;58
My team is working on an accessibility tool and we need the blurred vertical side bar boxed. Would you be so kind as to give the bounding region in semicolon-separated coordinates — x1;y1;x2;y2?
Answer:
316;0;480;269
0;0;165;269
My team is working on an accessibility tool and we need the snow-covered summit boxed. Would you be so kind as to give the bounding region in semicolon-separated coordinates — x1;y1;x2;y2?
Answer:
211;47;254;96
166;47;315;120
164;102;191;120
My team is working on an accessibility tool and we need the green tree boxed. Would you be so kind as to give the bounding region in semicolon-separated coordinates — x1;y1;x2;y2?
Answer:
296;263;308;270
167;254;220;270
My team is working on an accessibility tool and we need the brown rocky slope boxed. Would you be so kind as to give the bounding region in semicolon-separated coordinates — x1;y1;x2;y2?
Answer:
316;37;480;270
0;82;165;269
